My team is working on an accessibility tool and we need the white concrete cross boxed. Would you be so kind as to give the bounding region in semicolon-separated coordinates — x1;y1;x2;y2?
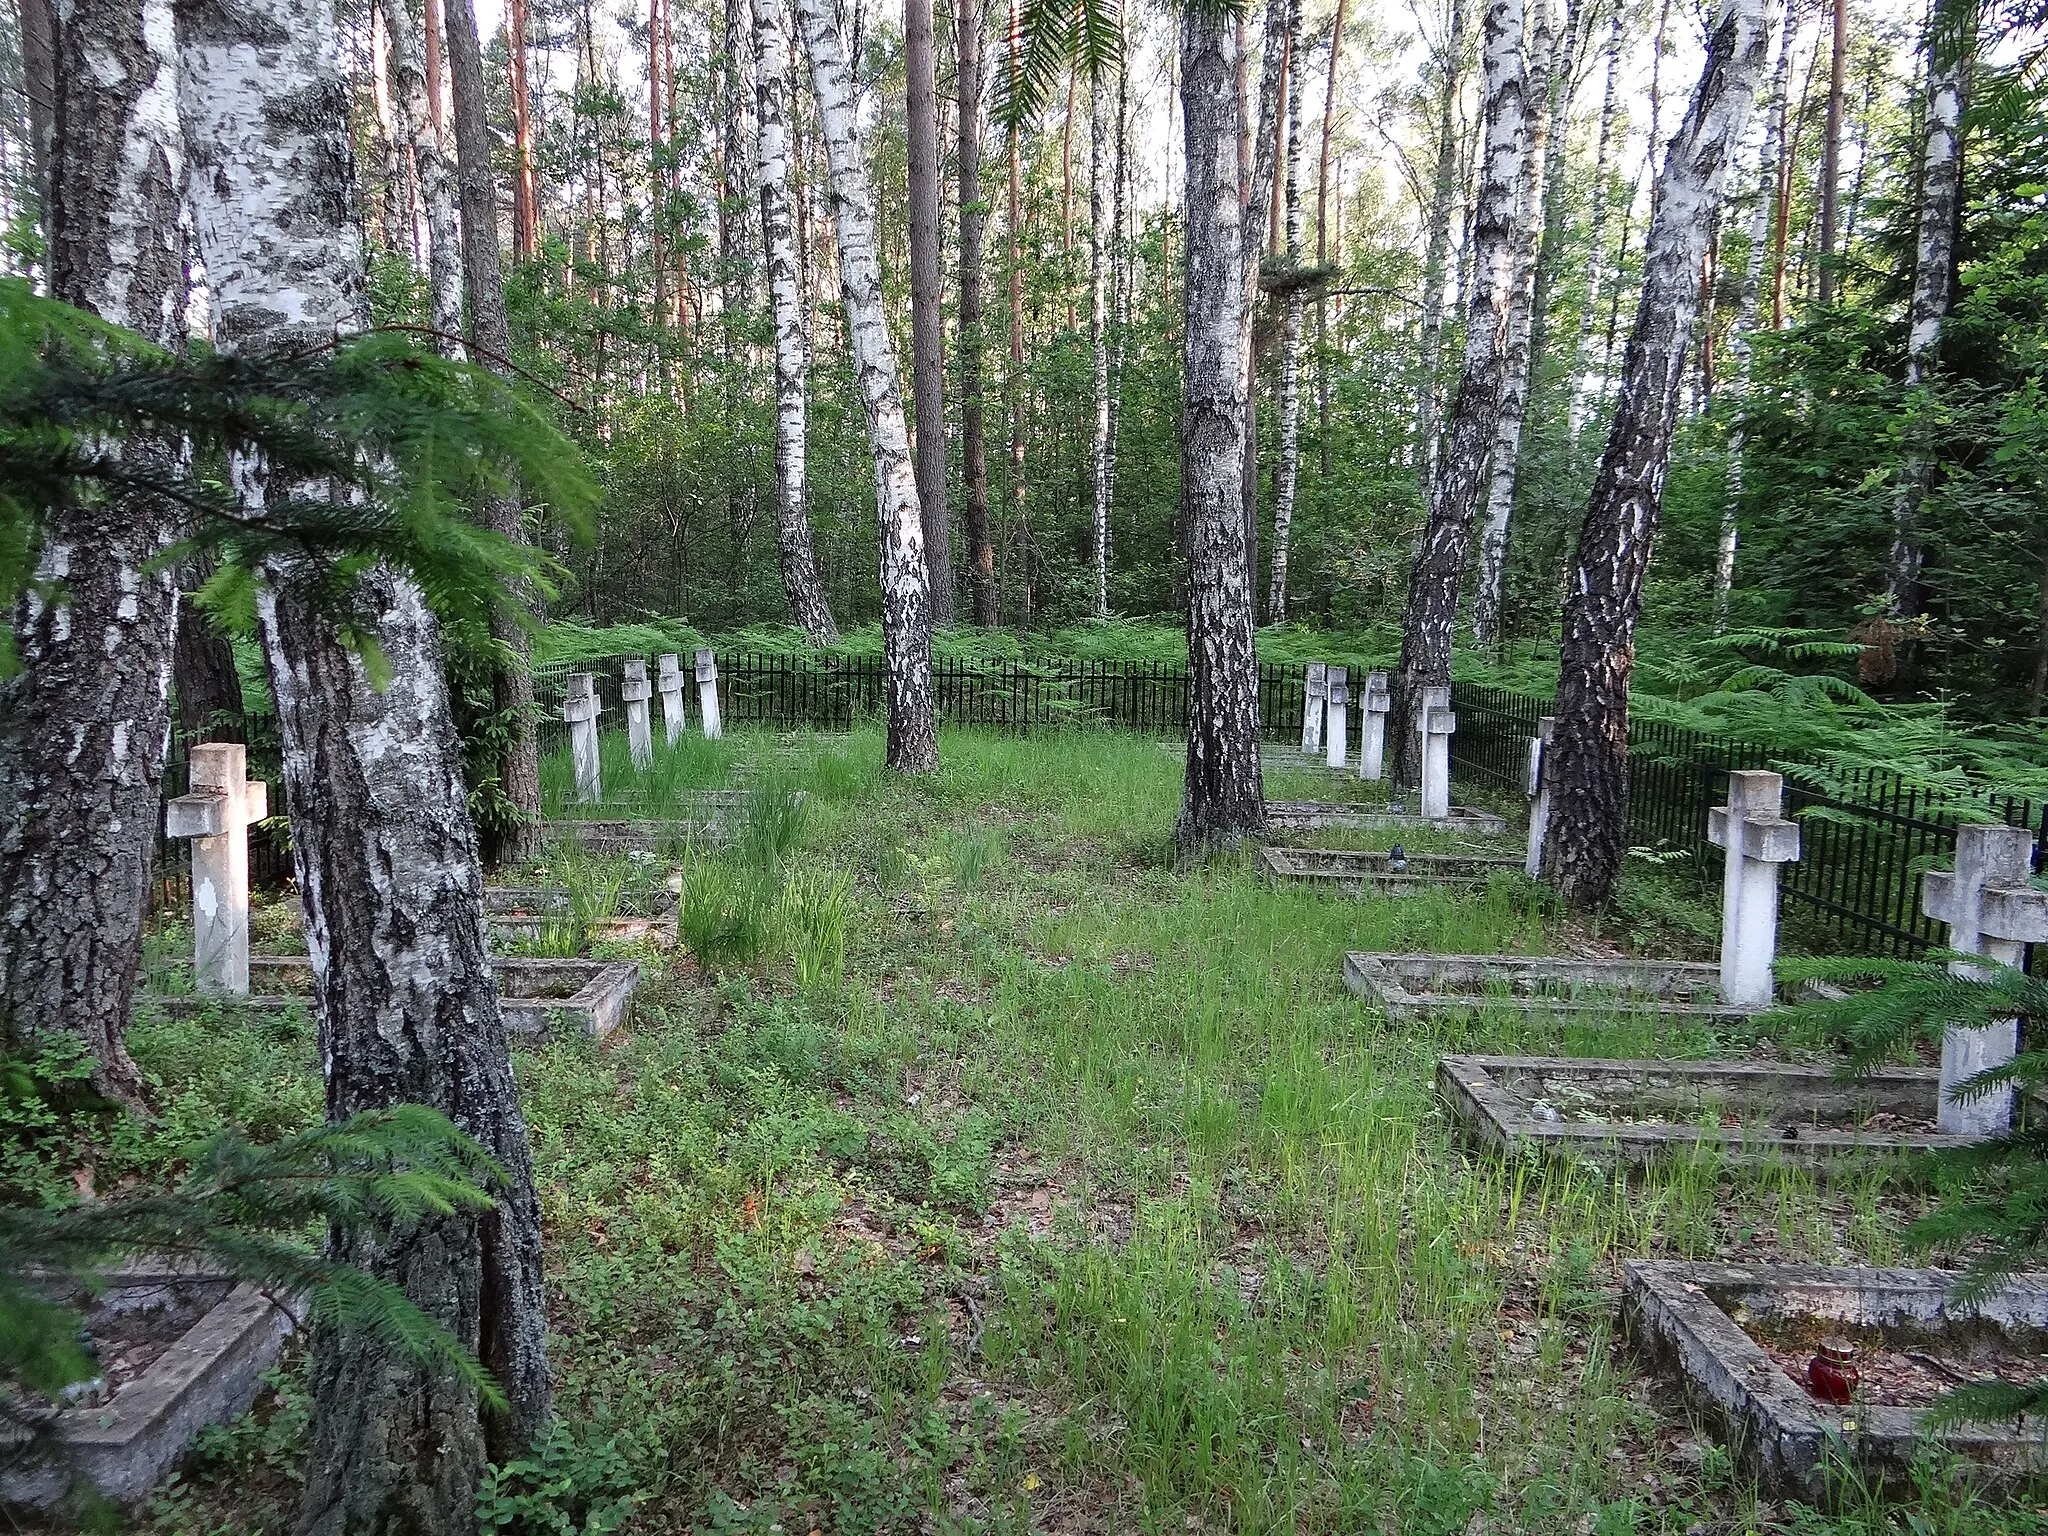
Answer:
1301;663;1327;754
657;652;688;745
1706;770;1802;1010
694;648;724;739
1416;685;1457;820
565;672;603;803
1524;715;1555;880
622;659;654;769
1922;824;2048;1135
164;742;267;995
1358;671;1391;782
1324;666;1350;770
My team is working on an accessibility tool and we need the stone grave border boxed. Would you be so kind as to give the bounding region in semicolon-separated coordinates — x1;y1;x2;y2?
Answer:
1344;951;1749;1021
1267;800;1511;836
1623;1259;2048;1502
485;885;678;946
0;1274;303;1508
1258;846;1525;897
1437;1054;1994;1167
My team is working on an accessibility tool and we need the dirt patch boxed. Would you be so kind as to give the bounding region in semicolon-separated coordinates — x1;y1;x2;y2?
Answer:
1745;1315;2048;1409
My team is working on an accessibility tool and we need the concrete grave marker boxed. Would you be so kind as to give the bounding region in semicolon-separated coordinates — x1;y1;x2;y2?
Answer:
657;652;688;744
1358;671;1391;781
1416;685;1456;820
564;672;602;803
1921;824;2048;1135
1323;666;1350;770
1300;663;1327;754
694;648;724;739
621;659;654;769
1706;770;1801;1009
1523;716;1555;880
164;743;267;995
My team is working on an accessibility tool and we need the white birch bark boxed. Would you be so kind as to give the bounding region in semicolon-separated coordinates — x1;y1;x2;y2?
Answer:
752;0;838;644
1416;0;1469;487
1472;0;1558;645
376;0;463;350
1566;3;1623;441
1886;0;1976;618
1267;14;1306;621
792;0;938;770
1090;62;1110;618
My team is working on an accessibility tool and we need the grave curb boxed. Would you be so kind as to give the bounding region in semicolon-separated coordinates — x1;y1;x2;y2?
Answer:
1259;846;1525;897
1344;952;1747;1021
1267;801;1511;836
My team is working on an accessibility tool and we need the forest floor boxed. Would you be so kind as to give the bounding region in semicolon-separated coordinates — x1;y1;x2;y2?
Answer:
122;726;2045;1536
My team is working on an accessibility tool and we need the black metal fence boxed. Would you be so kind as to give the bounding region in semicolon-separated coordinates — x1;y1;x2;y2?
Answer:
1451;682;2048;961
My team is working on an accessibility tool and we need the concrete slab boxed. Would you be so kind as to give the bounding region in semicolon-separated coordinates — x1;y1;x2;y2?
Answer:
1268;800;1511;836
1259;846;1526;897
485;885;677;947
1344;951;1748;1021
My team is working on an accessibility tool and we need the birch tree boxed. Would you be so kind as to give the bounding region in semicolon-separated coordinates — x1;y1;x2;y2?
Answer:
1242;0;1293;575
0;0;186;1105
752;0;839;644
905;0;953;620
1416;0;1471;488
1393;0;1527;779
1266;20;1306;620
1887;0;1978;619
792;0;940;769
1546;0;1771;910
1177;1;1264;855
1090;60;1111;617
176;0;552;1521
376;0;463;347
1566;2;1623;440
1472;0;1558;645
958;0;997;623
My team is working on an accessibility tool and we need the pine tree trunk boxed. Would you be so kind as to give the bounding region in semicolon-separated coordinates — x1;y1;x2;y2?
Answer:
1315;0;1347;480
377;0;464;347
1519;0;1585;430
0;0;186;1107
1242;0;1292;594
1886;0;1976;619
509;0;538;256
1415;0;1470;488
751;0;839;644
1090;64;1111;618
957;0;996;624
1267;12;1306;622
1816;0;1846;304
1472;0;1558;645
1177;6;1265;856
1005;0;1028;626
175;598;244;737
905;0;953;621
1566;3;1622;441
446;0;543;864
1393;0;1526;781
1548;0;1770;911
18;0;54;204
793;0;939;770
178;0;553;1517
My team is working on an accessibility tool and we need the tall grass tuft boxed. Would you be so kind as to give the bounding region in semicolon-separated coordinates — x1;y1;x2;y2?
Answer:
677;861;777;972
780;867;852;991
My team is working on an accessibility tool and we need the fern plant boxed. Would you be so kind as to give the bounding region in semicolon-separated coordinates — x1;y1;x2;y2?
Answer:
1778;955;2048;1425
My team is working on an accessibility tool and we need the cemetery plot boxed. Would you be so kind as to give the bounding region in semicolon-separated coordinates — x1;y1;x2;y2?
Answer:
1345;952;1750;1021
1437;1054;2005;1167
1267;800;1511;836
0;1266;302;1508
544;816;724;855
1258;845;1524;896
1625;1259;2048;1501
485;884;678;946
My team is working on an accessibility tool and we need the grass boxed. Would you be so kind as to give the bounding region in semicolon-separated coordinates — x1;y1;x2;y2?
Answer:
109;725;2045;1535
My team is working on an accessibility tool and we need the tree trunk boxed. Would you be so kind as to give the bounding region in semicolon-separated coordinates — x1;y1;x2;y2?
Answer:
1520;0;1585;426
1005;0;1028;627
447;0;543;863
18;0;54;208
1547;0;1770;911
1242;0;1292;596
905;0;953;621
793;0;938;770
1816;0;1846;304
1315;0;1347;480
1090;64;1112;618
0;0;186;1106
177;0;552;1516
1566;2;1622;441
175;598;244;738
1266;7;1306;621
1177;5;1264;856
508;0;538;257
1415;0;1470;487
1886;0;1976;620
1472;0;1558;646
753;0;839;644
377;0;464;348
957;0;996;624
1393;0;1526;781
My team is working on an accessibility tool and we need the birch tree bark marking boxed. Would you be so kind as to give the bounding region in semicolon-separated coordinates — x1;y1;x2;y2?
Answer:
177;0;552;1517
1267;16;1307;621
1548;0;1772;911
1393;0;1527;781
1177;5;1265;856
0;0;187;1105
377;0;464;349
753;0;839;644
793;0;939;770
1886;0;1977;620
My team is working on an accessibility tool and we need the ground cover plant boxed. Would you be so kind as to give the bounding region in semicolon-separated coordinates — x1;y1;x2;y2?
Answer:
75;726;2037;1535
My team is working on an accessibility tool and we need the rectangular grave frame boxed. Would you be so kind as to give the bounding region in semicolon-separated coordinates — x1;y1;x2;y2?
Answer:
1258;846;1525;897
1437;1054;2005;1167
1344;951;1748;1021
1624;1259;2048;1502
1267;800;1510;836
0;1272;303;1508
145;955;640;1040
485;885;678;947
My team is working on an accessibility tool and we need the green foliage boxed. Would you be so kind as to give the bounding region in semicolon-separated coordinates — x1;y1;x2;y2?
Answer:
477;1421;643;1535
0;1033;104;1207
